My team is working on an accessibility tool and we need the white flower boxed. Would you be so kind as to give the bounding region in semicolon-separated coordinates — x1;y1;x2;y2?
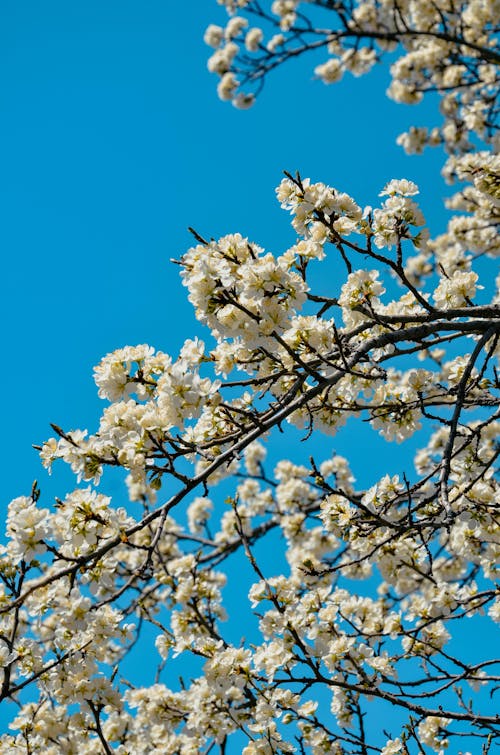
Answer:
315;58;343;84
381;739;404;755
433;270;479;308
245;27;263;51
380;178;419;196
204;24;224;48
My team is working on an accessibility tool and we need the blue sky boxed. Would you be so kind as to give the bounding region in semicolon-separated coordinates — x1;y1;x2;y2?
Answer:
0;0;447;508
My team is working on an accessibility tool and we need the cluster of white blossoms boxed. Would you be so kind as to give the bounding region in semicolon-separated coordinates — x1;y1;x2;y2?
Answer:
180;232;308;348
0;1;499;753
205;0;500;294
205;0;499;157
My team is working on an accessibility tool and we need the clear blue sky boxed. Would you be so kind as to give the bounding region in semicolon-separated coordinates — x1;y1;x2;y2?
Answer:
0;0;447;509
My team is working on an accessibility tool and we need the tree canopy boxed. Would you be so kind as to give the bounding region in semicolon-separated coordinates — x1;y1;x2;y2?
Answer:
1;1;499;753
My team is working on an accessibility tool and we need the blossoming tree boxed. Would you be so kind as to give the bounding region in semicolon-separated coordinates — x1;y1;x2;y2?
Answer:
1;1;499;753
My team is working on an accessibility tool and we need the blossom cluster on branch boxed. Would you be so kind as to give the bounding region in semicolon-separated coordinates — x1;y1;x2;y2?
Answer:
205;0;499;151
0;1;499;753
